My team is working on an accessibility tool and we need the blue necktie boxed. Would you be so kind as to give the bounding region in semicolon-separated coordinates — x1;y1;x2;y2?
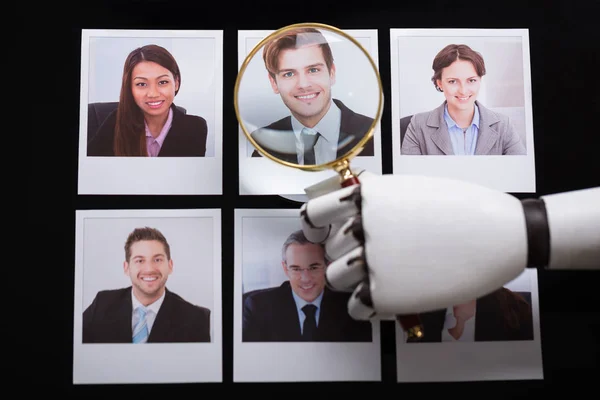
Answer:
132;307;149;344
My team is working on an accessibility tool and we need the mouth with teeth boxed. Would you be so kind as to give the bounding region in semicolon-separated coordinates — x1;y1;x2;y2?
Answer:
455;95;472;102
140;275;160;283
299;284;315;291
295;92;319;102
146;100;165;109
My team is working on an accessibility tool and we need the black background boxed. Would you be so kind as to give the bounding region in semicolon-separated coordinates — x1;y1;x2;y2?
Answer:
37;0;598;395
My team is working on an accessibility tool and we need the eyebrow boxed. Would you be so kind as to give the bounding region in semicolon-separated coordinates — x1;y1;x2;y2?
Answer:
278;62;325;74
445;75;479;80
289;261;323;268
133;74;171;80
132;253;166;259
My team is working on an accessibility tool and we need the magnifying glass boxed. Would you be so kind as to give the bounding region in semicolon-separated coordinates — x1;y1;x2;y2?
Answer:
235;23;424;339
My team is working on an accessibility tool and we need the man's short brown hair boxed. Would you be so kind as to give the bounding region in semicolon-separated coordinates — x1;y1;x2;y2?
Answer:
124;227;171;261
263;27;334;79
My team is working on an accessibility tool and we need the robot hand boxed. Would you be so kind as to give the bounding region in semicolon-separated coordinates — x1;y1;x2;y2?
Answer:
300;170;600;320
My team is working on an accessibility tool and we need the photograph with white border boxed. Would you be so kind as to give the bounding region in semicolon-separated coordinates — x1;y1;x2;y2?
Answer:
396;269;543;382
78;29;223;195
73;209;222;384
390;29;535;193
237;29;382;199
233;208;381;382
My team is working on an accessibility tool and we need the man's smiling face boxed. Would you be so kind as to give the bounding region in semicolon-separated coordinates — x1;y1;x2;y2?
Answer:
124;239;173;305
268;44;336;128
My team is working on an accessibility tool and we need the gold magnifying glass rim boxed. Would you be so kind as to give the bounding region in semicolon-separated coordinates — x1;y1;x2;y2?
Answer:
234;22;383;172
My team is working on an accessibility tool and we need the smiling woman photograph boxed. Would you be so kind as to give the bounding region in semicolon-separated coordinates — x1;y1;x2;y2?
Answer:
401;43;526;156
87;44;208;157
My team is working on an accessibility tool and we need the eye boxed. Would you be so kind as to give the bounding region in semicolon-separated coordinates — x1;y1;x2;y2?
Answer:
308;67;319;73
159;80;169;85
135;82;147;87
282;71;293;78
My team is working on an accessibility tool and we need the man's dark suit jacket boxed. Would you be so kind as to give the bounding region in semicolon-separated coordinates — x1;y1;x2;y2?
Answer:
82;286;211;343
408;289;534;343
242;281;372;342
250;99;375;162
87;103;208;157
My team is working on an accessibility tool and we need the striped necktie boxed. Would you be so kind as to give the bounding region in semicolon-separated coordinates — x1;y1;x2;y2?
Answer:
132;307;149;344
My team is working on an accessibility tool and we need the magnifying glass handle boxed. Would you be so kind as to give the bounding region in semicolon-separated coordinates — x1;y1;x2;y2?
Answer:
339;173;425;340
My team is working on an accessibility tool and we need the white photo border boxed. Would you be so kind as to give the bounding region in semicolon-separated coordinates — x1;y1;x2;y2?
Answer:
233;208;382;382
395;268;543;382
390;28;536;193
72;209;223;384
77;29;223;195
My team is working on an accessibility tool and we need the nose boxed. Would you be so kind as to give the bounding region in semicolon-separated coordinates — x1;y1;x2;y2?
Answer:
299;270;312;282
147;84;159;98
296;72;312;89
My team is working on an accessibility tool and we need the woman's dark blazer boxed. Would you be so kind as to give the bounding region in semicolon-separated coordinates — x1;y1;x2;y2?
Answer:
87;104;208;157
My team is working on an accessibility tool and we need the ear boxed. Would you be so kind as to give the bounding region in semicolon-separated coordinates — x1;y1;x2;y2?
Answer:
175;77;180;94
281;261;290;278
168;259;174;275
268;73;280;94
435;78;443;92
329;63;336;86
123;261;129;275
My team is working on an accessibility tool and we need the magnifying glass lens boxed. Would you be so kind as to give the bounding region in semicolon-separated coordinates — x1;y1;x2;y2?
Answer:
235;23;382;171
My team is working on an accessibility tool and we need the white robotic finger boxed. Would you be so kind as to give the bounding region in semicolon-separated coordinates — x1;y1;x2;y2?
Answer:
300;184;361;229
324;215;363;260
347;281;376;320
300;203;330;243
325;246;367;292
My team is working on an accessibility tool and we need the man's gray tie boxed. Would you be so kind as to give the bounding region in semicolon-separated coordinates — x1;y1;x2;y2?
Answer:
300;127;319;165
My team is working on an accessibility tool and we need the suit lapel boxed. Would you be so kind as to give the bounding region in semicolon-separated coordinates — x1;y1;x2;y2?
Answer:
148;289;175;342
157;105;177;157
266;117;298;164
277;282;302;341
429;104;454;155
473;102;500;155
335;99;362;158
104;287;134;342
315;288;335;340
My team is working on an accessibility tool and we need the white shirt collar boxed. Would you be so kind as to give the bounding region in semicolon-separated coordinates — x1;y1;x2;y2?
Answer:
291;288;324;311
290;99;341;145
131;287;166;315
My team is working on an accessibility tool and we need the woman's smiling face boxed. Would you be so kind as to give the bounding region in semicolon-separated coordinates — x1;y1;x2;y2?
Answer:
131;61;179;120
436;59;481;112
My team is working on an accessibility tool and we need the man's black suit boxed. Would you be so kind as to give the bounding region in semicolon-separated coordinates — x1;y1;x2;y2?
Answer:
407;289;534;343
242;281;372;342
82;286;211;343
250;99;375;162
